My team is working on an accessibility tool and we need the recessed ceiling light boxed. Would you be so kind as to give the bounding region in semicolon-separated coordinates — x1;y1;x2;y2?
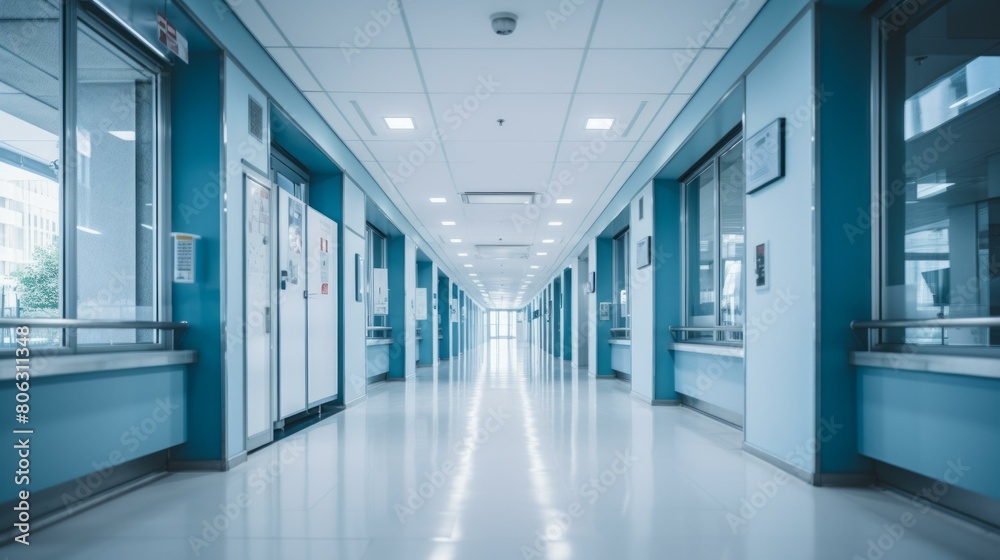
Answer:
450;239;462;243
442;221;456;226
457;252;469;257
542;239;555;244
556;199;573;204
536;252;548;256
384;117;415;130
548;222;562;226
525;280;533;284
429;197;447;203
527;274;535;277
585;118;615;130
464;264;474;268
469;273;478;276
530;265;540;269
461;192;537;205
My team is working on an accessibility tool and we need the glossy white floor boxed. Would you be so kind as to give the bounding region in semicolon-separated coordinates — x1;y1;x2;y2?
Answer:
7;339;1000;559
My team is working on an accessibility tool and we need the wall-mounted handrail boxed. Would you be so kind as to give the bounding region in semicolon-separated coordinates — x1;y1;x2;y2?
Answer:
851;318;1000;329
367;326;393;339
669;326;744;332
0;318;189;351
851;317;1000;351
0;318;189;330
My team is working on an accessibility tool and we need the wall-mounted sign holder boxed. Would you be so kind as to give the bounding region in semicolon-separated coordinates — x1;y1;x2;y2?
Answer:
171;232;200;283
755;241;769;290
746;118;785;194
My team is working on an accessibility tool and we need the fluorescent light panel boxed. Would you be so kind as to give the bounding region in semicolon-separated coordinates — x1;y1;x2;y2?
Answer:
429;197;447;203
441;221;456;226
384;117;415;130
461;192;536;205
556;199;573;204
585;118;615;130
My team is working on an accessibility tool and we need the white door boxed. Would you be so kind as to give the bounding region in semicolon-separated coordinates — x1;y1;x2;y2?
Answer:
278;190;308;419
245;174;273;449
342;229;367;405
307;207;339;406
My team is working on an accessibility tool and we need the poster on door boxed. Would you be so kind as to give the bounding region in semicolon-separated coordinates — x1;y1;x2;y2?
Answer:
287;199;303;285
319;236;330;294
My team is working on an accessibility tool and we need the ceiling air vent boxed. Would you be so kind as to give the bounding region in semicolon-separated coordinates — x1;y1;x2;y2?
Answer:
461;192;537;205
248;96;264;142
476;245;530;260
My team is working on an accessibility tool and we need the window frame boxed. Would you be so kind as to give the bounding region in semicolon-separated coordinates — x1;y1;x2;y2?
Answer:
0;3;171;357
680;130;745;344
365;222;387;332
872;0;1000;354
612;226;631;335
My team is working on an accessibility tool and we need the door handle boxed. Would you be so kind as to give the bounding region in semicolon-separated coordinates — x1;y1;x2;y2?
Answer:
280;270;288;290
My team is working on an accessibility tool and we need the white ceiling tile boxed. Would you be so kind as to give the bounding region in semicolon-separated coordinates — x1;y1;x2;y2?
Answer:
676;49;726;95
365;140;448;163
447;141;559;163
709;0;768;48
267;48;321;91
627;141;657;162
551;162;622;192
561;94;666;142
577;50;686;94
386;162;454;192
327;92;434;141
418;49;583;94
590;0;733;48
227;0;286;48
404;0;598;49
303;92;359;141
450;161;552;193
556;141;636;163
640;95;692;142
259;0;410;49
299;48;424;93
428;93;571;143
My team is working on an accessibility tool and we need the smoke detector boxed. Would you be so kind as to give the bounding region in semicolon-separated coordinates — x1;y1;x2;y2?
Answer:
490;12;518;36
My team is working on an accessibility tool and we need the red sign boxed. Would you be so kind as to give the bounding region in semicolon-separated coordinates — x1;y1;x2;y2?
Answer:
157;13;189;63
321;283;329;295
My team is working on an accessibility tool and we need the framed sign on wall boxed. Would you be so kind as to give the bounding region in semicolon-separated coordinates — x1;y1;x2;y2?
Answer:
746;118;785;194
636;236;651;269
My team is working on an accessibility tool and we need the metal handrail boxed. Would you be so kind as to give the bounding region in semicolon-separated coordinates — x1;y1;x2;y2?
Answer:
851;318;1000;329
0;318;189;330
367;326;393;331
851;317;999;351
669;326;744;333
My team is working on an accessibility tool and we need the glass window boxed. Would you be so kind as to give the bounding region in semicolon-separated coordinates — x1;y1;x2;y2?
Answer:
881;0;999;348
683;135;745;342
75;22;159;345
612;227;630;335
366;223;387;333
0;0;62;348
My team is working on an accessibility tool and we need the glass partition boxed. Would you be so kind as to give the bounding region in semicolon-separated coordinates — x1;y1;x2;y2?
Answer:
881;0;1000;348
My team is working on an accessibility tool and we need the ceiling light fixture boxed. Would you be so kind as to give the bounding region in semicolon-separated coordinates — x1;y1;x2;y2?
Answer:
530;265;540;269
429;197;447;203
464;264;474;268
585;118;614;130
441;221;456;226
461;192;537;205
548;222;562;226
556;199;573;204
450;239;462;243
384;117;415;130
536;252;548;256
542;239;555;244
458;252;469;257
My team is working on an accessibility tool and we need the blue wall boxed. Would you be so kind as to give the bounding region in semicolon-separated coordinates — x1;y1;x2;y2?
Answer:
675;353;745;418
594;238;613;376
416;262;435;365
653;180;681;401
859;367;1000;500
171;50;224;463
438;276;451;360
387;236;407;379
1;366;185;502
